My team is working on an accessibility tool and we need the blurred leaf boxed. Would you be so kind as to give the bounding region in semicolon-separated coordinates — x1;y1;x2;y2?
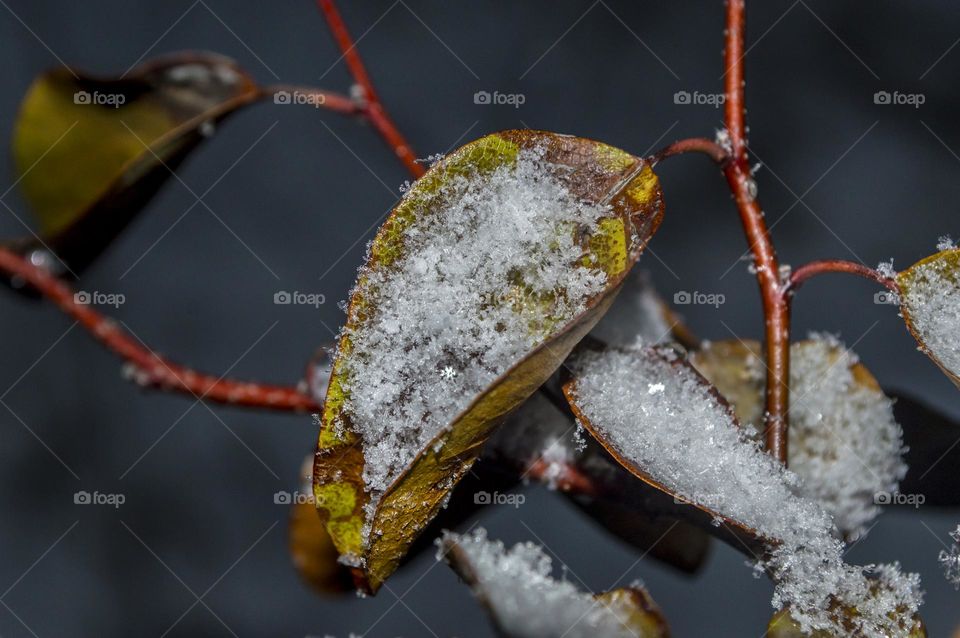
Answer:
571;497;711;574
6;52;262;281
313;130;665;593
767;606;926;637
689;339;764;427
288;457;353;594
691;338;905;540
442;532;670;638
897;248;960;387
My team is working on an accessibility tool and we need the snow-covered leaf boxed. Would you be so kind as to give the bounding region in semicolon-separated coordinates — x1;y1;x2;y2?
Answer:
691;337;907;540
5;52;262;282
563;345;923;637
440;528;669;638
486;390;711;573
313;130;664;593
897;248;960;387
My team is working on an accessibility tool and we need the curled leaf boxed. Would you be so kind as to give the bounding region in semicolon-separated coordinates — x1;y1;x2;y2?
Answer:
563;345;923;636
7;52;262;281
897;248;960;387
440;528;670;638
313;130;664;593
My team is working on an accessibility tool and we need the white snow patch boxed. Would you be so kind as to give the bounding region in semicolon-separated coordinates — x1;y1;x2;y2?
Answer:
774;336;906;539
569;346;922;636
337;149;612;538
441;528;653;638
939;525;960;590
877;259;897;280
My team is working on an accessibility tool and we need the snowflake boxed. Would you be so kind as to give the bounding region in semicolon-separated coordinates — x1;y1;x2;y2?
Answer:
439;366;457;381
939;525;960;589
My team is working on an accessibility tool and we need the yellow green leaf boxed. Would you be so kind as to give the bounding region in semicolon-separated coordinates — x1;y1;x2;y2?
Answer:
9;52;262;276
313;129;665;593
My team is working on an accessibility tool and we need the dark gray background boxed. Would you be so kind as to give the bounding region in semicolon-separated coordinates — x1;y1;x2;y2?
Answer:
1;1;958;636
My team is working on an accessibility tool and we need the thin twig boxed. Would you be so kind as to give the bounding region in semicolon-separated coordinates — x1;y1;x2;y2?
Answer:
259;84;361;115
652;137;730;165
722;0;790;464
0;248;319;413
785;259;899;295
316;0;426;178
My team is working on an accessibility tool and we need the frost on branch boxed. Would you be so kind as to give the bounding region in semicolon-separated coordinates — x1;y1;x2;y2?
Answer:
564;346;923;636
938;525;960;589
439;528;669;638
312;130;664;592
692;336;908;540
898;247;960;386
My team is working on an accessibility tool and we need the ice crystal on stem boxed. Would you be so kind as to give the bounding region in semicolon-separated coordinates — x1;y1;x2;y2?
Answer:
939;525;960;590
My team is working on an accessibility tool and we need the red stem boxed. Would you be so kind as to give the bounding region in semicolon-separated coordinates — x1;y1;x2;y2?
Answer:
722;0;790;464
786;259;899;294
316;0;425;179
260;84;361;116
0;248;319;413
653;137;730;165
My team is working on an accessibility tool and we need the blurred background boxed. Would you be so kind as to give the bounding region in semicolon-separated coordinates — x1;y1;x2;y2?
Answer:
0;1;958;635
